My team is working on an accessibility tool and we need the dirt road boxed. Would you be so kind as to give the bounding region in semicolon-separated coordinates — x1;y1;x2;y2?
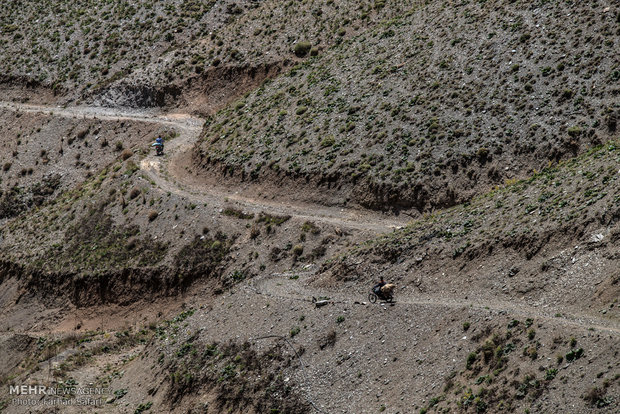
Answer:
2;101;617;338
0;101;408;233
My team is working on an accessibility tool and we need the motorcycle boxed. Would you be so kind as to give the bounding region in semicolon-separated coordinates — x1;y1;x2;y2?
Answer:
152;143;164;156
368;286;394;303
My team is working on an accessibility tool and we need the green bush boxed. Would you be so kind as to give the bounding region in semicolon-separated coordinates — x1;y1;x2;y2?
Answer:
293;41;312;57
320;135;335;147
567;126;582;137
466;352;477;369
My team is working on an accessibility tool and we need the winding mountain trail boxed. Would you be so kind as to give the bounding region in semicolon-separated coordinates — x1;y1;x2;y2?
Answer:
0;101;409;233
2;101;618;339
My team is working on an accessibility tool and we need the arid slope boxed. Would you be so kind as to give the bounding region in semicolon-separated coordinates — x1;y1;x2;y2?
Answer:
193;0;620;210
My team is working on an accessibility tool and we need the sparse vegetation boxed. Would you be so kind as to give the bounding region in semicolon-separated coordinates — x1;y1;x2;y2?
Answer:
0;2;619;414
194;0;620;211
163;340;310;412
222;207;254;219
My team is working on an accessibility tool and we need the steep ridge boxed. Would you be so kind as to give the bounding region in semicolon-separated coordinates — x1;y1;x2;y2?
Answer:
193;0;620;211
0;0;421;110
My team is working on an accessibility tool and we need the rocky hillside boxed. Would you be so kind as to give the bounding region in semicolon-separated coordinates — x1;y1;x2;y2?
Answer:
0;0;418;109
0;1;619;414
193;0;620;210
0;0;239;97
0;106;166;221
323;139;620;318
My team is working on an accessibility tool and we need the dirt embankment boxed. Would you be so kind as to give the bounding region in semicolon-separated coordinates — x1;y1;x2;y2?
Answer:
0;76;64;106
0;261;186;308
90;61;290;115
190;149;457;212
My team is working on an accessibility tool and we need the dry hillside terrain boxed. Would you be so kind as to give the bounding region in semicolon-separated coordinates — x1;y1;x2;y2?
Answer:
0;1;618;414
0;0;418;110
193;0;620;210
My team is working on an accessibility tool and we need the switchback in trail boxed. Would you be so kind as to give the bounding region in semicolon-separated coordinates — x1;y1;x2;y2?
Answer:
0;101;409;233
2;101;618;339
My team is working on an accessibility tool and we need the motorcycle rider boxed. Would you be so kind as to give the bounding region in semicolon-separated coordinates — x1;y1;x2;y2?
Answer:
373;277;387;295
152;136;164;155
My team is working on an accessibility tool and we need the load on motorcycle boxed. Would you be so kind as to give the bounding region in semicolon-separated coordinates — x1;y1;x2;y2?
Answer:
151;136;164;156
369;277;395;303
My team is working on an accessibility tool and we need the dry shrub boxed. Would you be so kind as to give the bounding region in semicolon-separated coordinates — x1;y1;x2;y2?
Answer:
148;210;159;221
121;149;133;160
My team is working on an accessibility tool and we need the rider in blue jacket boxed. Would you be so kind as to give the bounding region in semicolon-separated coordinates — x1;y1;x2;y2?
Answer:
152;136;164;154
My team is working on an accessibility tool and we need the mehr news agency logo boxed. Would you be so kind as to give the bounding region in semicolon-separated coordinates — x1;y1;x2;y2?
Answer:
9;384;111;406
